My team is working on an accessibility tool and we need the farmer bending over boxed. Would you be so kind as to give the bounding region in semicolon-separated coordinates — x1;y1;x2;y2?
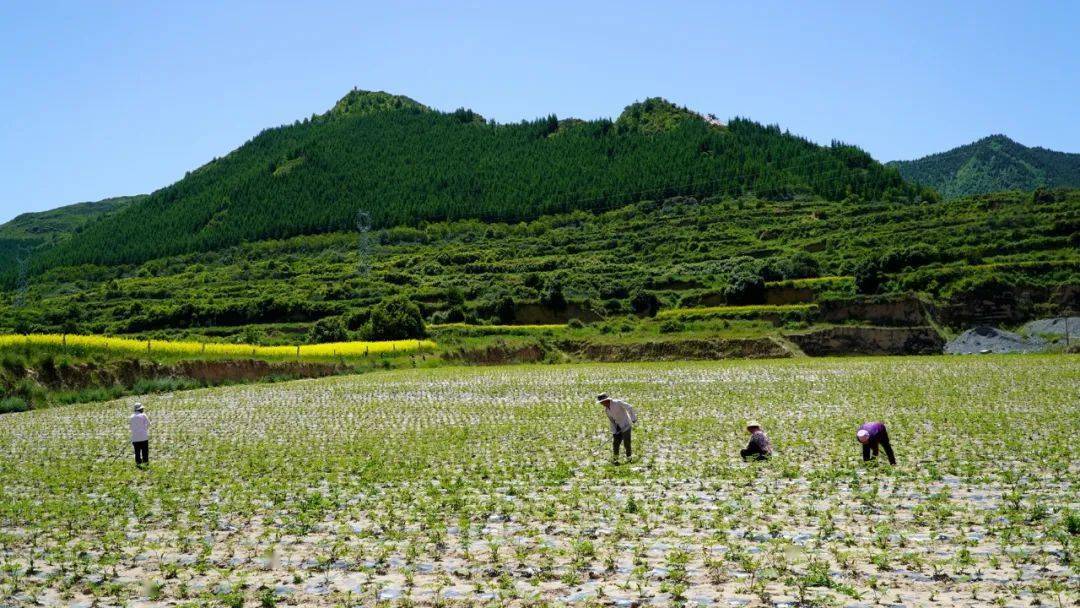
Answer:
856;421;896;465
598;393;637;463
129;402;151;467
740;420;772;461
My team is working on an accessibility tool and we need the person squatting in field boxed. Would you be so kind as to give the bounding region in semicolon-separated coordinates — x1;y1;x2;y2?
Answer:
598;393;637;463
740;420;773;461
857;421;896;465
129;402;150;467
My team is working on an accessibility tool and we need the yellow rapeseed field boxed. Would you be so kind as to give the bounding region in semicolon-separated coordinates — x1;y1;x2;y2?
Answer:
0;334;435;359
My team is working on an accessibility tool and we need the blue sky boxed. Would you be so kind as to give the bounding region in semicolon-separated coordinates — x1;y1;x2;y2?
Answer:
1;0;1077;223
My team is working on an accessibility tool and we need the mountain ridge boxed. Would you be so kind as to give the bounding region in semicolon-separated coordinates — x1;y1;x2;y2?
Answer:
17;89;923;279
0;195;146;279
888;135;1080;198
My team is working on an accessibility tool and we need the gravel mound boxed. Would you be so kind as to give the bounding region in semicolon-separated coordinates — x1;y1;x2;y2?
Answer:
944;326;1047;354
1021;317;1080;340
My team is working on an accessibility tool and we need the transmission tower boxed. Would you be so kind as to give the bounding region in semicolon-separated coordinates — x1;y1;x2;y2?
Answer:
13;254;29;309
356;210;372;277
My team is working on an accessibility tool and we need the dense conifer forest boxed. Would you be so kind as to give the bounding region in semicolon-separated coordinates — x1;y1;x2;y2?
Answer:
889;134;1080;198
0;196;143;280
21;91;925;275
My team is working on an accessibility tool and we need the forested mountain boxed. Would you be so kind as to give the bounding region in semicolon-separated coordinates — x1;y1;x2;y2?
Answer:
2;187;1076;339
21;90;925;278
0;195;145;280
888;135;1080;198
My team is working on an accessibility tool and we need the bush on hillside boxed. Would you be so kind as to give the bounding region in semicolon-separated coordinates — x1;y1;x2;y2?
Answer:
364;297;426;340
307;316;350;344
723;272;766;305
0;396;30;414
630;290;661;317
540;282;567;311
659;318;684;334
475;295;517;324
853;259;884;294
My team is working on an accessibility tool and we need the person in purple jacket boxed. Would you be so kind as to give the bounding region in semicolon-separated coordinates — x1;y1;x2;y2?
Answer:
856;421;896;465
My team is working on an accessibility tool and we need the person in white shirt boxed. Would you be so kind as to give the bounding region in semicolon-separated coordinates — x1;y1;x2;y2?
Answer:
598;393;637;463
129;403;150;467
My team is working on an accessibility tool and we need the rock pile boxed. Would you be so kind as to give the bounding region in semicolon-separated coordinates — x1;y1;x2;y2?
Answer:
1021;316;1080;340
944;326;1046;354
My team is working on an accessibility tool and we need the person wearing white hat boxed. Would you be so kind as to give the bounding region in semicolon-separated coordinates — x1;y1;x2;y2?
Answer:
856;421;895;465
740;420;773;461
129;402;150;467
597;393;637;463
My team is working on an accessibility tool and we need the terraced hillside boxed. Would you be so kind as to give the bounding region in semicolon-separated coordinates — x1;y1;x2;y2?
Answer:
1;190;1075;342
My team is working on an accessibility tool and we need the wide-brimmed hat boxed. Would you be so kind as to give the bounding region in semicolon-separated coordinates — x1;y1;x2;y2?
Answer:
596;393;610;403
133;403;144;412
746;420;762;430
856;429;870;443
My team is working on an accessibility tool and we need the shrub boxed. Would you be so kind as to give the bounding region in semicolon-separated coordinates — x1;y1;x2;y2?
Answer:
1066;510;1080;536
307;316;350;344
494;295;516;324
853;259;883;294
540;282;567;311
659;319;684;334
344;309;370;331
630;290;661;317
365;296;426;340
241;326;265;345
0;396;31;414
766;252;821;281
723;272;765;305
603;298;626;314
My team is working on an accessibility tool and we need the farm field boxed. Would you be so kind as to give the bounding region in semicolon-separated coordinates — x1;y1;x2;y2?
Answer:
0;356;1077;607
0;335;435;362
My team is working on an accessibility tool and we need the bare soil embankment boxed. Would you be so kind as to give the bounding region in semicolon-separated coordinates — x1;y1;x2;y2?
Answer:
24;358;346;390
564;337;792;361
786;326;945;356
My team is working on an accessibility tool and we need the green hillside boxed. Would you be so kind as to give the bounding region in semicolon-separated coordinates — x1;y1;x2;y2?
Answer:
0;195;145;280
22;90;924;276
889;135;1080;198
2;189;1075;340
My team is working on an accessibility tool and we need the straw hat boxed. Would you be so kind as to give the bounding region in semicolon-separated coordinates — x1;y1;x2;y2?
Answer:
746;420;762;430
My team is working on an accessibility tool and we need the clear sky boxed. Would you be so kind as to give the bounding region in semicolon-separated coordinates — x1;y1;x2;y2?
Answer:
1;0;1077;223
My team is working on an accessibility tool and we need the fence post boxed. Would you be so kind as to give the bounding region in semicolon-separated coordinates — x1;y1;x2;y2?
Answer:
147;340;151;353
296;345;301;359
